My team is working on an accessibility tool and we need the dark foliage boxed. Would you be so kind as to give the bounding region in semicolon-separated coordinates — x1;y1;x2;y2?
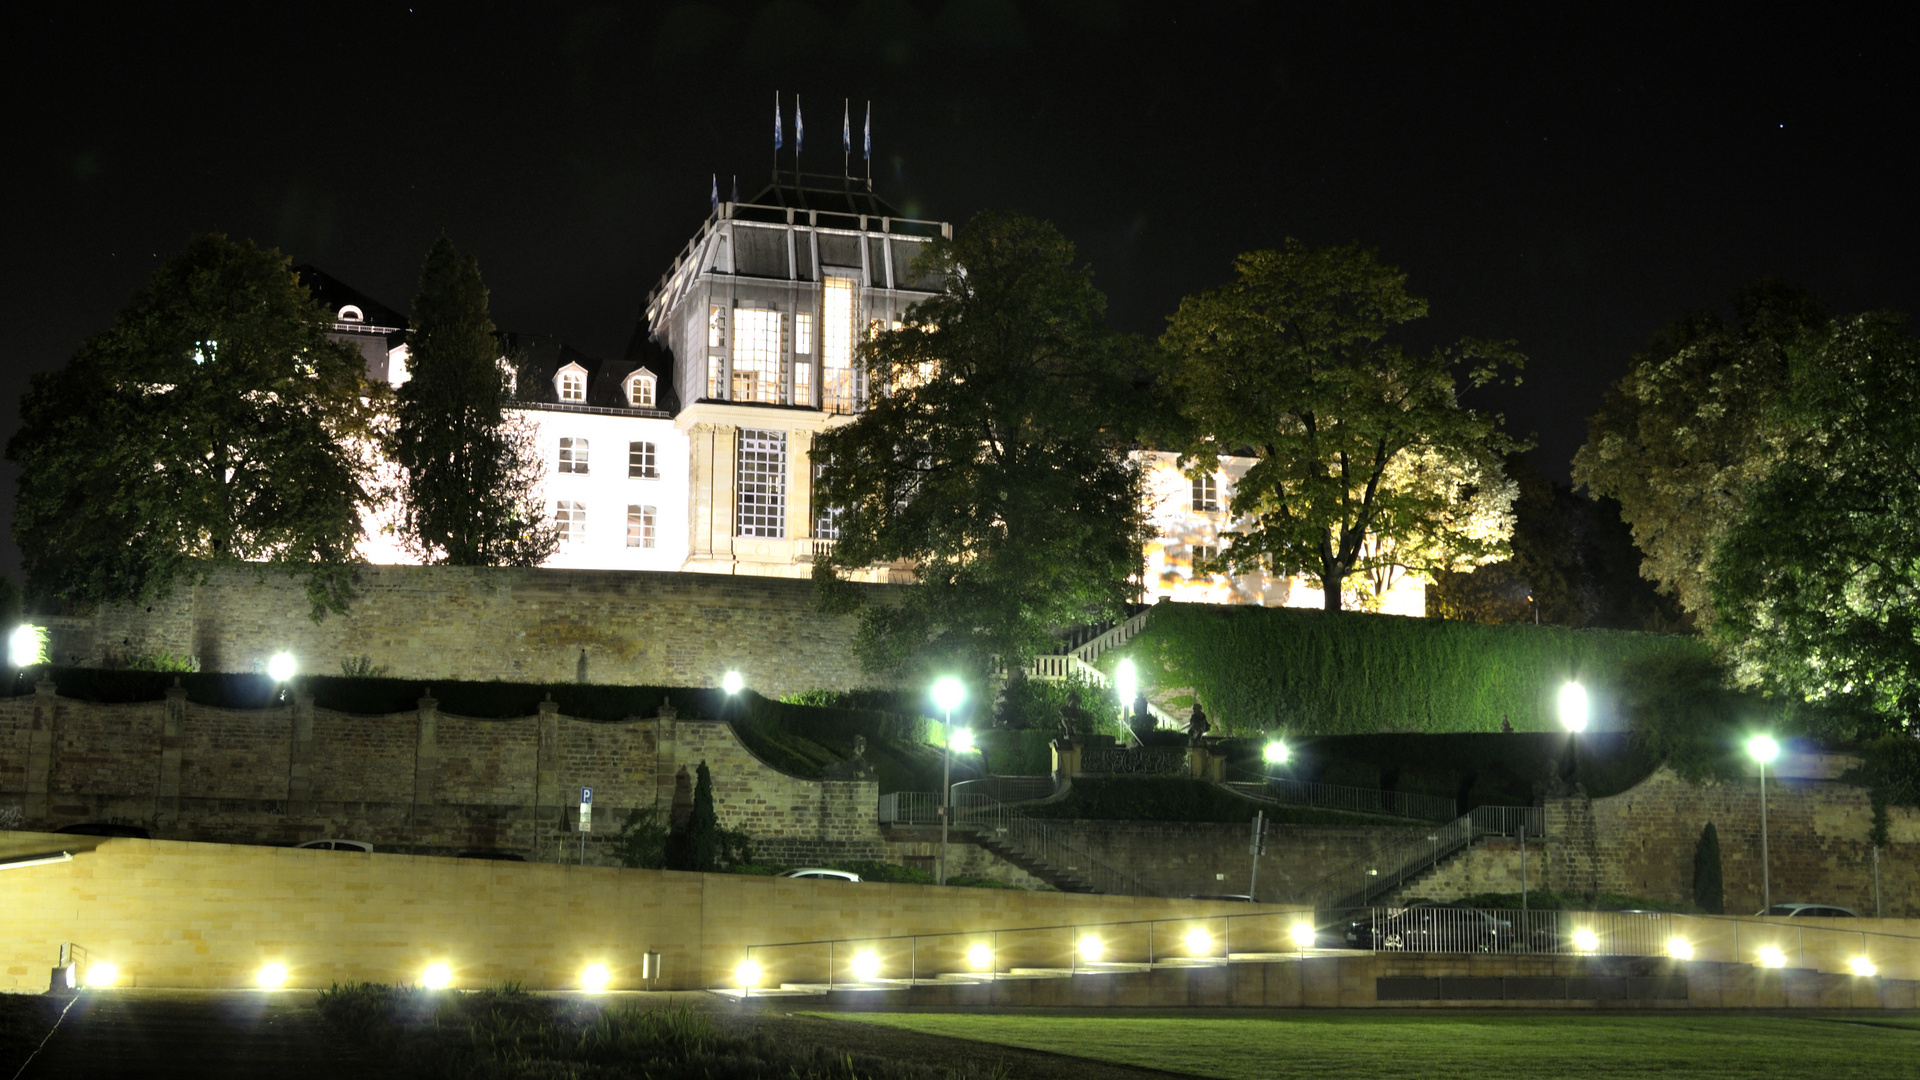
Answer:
1693;823;1725;915
665;761;720;872
612;807;668;870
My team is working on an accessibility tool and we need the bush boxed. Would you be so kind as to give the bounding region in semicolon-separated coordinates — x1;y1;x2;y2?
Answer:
1117;603;1712;735
975;729;1055;775
1693;823;1725;914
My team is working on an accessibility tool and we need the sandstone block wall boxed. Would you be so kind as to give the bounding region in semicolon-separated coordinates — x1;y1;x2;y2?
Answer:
44;563;898;698
0;684;881;865
1040;820;1430;903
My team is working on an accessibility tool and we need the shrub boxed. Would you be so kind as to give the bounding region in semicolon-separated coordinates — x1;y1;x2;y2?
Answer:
1693;823;1725;914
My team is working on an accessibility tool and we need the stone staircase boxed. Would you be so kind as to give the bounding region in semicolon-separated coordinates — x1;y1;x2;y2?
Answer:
970;830;1095;893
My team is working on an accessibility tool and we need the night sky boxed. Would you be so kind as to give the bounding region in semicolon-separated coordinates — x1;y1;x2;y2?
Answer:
5;4;1915;580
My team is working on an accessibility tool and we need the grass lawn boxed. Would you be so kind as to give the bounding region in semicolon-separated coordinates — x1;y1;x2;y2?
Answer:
822;1012;1920;1080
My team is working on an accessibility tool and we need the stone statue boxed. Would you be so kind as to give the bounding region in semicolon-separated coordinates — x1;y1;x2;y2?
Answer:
1186;702;1211;745
851;734;867;759
669;765;694;830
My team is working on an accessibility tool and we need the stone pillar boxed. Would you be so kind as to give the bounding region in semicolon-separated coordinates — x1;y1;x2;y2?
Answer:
23;678;57;824
536;696;560;861
1051;739;1079;781
1188;744;1224;781
154;682;186;828
287;691;315;815
412;694;439;819
650;700;679;815
1544;793;1599;895
686;423;739;567
787;427;815;547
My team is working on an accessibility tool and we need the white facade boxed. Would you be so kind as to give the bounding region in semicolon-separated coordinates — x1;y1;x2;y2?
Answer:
528;407;689;572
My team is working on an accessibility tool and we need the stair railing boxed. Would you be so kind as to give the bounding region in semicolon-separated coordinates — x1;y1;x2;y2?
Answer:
878;789;1151;896
1297;805;1545;911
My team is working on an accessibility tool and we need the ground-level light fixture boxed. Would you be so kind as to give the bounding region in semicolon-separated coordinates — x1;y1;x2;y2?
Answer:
1078;935;1105;962
967;943;993;971
1291;922;1316;949
735;960;762;988
9;624;46;668
581;964;611;992
1571;927;1600;953
1115;659;1138;708
1667;937;1695;961
1756;946;1787;969
1558;682;1589;734
1850;956;1878;978
1264;741;1290;766
267;652;296;683
256;963;287;989
851;950;882;981
422;963;454;989
88;962;119;988
1184;928;1212;955
722;671;744;695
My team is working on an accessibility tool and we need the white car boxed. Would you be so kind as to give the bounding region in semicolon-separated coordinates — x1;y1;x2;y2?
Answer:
779;867;861;882
1759;903;1859;918
295;838;373;853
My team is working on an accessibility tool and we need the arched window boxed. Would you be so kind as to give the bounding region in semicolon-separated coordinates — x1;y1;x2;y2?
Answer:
556;365;587;402
338;305;365;323
626;372;656;408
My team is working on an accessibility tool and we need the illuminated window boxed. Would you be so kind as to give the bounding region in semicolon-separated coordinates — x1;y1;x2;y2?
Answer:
813;460;841;540
708;355;724;399
338;305;364;322
736;429;787;538
1193;544;1219;569
628;441;657;478
558;369;586;402
731;308;788;404
1192;473;1219;512
821;275;861;414
627;505;656;548
558;438;588;474
795;313;813;354
708;306;727;349
555;501;586;544
626;373;655;408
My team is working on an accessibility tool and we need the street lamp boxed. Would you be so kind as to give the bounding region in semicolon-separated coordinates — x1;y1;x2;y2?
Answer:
267;652;296;683
1263;740;1290;766
932;676;966;886
1558;681;1588;780
721;670;744;695
1115;659;1139;735
1749;734;1780;915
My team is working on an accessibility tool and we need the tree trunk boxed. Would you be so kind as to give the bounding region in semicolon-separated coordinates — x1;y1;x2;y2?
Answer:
1323;575;1341;611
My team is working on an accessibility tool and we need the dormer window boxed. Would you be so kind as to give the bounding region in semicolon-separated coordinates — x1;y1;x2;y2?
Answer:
338;305;364;323
556;364;587;403
625;371;656;409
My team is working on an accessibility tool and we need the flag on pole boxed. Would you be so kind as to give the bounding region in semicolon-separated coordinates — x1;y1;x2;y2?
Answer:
710;174;718;212
774;92;783;151
842;100;851;154
863;101;871;160
795;96;804;154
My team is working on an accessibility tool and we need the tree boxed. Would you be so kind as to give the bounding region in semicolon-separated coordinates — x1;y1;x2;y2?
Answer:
389;237;556;565
1707;314;1920;740
1159;240;1523;611
665;760;719;872
7;234;385;616
1574;279;1825;623
1693;823;1724;915
811;211;1151;676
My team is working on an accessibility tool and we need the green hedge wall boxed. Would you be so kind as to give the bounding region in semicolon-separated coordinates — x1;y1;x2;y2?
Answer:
1117;605;1711;735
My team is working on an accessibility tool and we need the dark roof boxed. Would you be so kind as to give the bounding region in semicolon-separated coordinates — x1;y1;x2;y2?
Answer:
294;265;408;330
740;174;903;218
504;331;676;414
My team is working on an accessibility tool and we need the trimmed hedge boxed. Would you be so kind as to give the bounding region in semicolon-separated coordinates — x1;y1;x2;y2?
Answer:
1116;604;1711;735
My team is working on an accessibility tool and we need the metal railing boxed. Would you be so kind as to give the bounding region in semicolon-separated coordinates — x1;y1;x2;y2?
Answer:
877;790;1150;896
1300;805;1545;910
949;776;1056;804
1230;772;1457;822
1080;747;1188;775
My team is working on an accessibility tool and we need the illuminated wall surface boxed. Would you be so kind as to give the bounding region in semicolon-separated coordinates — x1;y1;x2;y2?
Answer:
0;832;1274;992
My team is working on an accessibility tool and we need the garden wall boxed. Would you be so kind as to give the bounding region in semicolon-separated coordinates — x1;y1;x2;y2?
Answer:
40;564;898;699
0;681;882;865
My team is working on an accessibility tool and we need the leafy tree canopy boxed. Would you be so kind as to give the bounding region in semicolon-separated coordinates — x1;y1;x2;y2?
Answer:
388;236;556;565
1159;240;1524;611
1574;279;1826;623
7;234;385;616
1708;313;1920;740
812;211;1154;677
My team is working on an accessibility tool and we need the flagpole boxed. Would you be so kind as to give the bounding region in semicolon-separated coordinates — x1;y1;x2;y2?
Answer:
864;101;872;191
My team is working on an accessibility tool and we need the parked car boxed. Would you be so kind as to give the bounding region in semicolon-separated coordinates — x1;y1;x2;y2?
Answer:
1344;903;1514;952
295;839;373;853
1184;893;1254;902
56;823;150;839
455;849;526;861
779;868;861;882
1759;903;1859;918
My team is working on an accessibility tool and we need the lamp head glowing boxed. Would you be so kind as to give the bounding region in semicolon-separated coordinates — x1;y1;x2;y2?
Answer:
256;963;287;989
8;625;46;668
721;671;744;695
1184;928;1212;955
1571;927;1600;952
735;959;762;987
88;962;119;988
1757;946;1786;969
1291;922;1316;949
967;943;993;970
267;652;296;683
1667;937;1695;960
1748;735;1780;765
1264;740;1290;765
1078;935;1105;962
1851;956;1878;977
851;950;881;981
932;676;965;715
1115;659;1138;705
1558;682;1589;733
422;963;453;989
950;727;975;754
581;964;610;992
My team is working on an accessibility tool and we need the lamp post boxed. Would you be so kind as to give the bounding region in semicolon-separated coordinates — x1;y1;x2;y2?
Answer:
1115;659;1139;740
932;676;966;886
1749;734;1779;915
1558;681;1588;779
